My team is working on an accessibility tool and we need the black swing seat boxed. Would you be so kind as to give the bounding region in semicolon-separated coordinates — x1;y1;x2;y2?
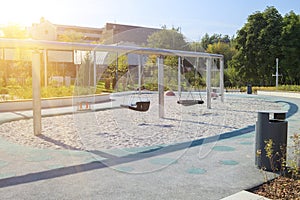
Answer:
120;101;150;112
177;100;204;106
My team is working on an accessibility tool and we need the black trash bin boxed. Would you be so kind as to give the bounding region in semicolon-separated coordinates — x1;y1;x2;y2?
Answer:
255;111;288;172
247;84;252;94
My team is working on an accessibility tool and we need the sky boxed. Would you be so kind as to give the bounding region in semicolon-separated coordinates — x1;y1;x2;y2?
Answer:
0;0;299;41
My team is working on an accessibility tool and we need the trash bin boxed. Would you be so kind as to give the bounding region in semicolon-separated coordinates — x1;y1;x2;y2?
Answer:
247;84;252;94
255;110;288;172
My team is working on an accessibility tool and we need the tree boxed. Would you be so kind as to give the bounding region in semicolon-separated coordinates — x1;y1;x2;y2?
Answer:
147;27;189;70
1;25;30;87
226;64;242;87
146;27;206;89
76;52;92;88
280;11;300;84
147;27;188;50
200;33;210;50
200;33;231;49
230;6;283;86
206;42;236;68
206;42;237;87
189;41;205;52
103;53;128;90
58;30;84;42
1;24;28;39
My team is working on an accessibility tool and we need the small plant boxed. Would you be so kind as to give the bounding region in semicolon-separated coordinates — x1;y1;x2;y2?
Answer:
261;139;285;174
287;133;300;179
105;78;111;90
254;134;300;199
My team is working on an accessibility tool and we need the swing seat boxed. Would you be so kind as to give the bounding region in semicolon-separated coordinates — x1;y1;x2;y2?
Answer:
121;101;150;112
177;100;204;106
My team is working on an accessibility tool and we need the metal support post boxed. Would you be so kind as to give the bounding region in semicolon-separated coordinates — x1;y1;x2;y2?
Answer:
178;56;181;96
206;58;212;109
158;56;164;118
138;55;142;95
93;51;97;87
115;52;118;90
272;58;282;89
32;51;42;136
220;57;224;102
43;49;47;87
275;58;279;89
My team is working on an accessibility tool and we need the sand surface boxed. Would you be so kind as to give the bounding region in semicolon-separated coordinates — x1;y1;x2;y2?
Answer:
0;95;282;150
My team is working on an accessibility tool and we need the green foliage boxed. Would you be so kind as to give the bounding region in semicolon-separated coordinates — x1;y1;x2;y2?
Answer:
278;85;300;92
101;53;129;91
4;85;76;99
259;134;299;185
206;42;236;67
0;77;7;94
200;33;231;49
265;139;274;161
5;78;28;99
229;7;300;87
206;42;237;87
280;11;300;85
144;82;158;91
288;134;300;179
43;86;77;98
76;52;97;88
239;85;300;93
73;86;97;96
189;41;205;52
146;28;190;74
58;30;84;42
231;7;283;86
254;136;299;200
95;81;114;93
1;79;105;99
105;78;111;90
146;28;206;89
225;65;242;87
2;24;29;39
0;57;31;88
147;28;188;50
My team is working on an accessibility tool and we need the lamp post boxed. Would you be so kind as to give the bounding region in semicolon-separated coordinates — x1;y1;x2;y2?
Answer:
272;58;282;89
112;25;118;90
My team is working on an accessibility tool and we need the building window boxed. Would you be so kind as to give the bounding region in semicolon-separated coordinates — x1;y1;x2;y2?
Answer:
45;30;48;35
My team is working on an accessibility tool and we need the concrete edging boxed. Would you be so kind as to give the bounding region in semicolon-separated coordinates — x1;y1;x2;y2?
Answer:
0;93;110;112
257;90;300;99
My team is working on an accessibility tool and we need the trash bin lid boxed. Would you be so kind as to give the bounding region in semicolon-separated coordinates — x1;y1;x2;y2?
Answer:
258;110;287;114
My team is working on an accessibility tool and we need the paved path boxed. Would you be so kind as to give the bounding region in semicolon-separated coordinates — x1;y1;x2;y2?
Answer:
0;94;299;200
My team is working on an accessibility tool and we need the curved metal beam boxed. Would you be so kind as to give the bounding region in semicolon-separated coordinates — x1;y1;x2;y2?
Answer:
0;38;223;59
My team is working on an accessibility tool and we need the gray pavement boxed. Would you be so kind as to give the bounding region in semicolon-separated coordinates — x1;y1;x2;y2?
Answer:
0;94;299;200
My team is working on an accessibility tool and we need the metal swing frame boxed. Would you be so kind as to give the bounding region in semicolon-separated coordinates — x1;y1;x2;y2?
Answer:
120;54;150;112
0;38;224;135
177;57;204;106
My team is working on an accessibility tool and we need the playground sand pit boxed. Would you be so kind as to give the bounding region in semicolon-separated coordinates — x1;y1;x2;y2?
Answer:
0;95;283;150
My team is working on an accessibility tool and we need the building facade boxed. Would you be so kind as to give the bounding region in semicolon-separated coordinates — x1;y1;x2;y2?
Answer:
31;17;104;42
101;23;160;45
30;18;160;45
1;18;161;87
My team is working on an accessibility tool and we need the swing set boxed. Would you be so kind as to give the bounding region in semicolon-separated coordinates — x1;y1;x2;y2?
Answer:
0;38;224;137
120;54;151;112
177;57;204;106
119;54;223;112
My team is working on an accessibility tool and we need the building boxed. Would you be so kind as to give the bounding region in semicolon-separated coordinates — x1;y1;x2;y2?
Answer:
1;18;161;87
30;18;160;45
31;17;103;42
101;23;160;45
